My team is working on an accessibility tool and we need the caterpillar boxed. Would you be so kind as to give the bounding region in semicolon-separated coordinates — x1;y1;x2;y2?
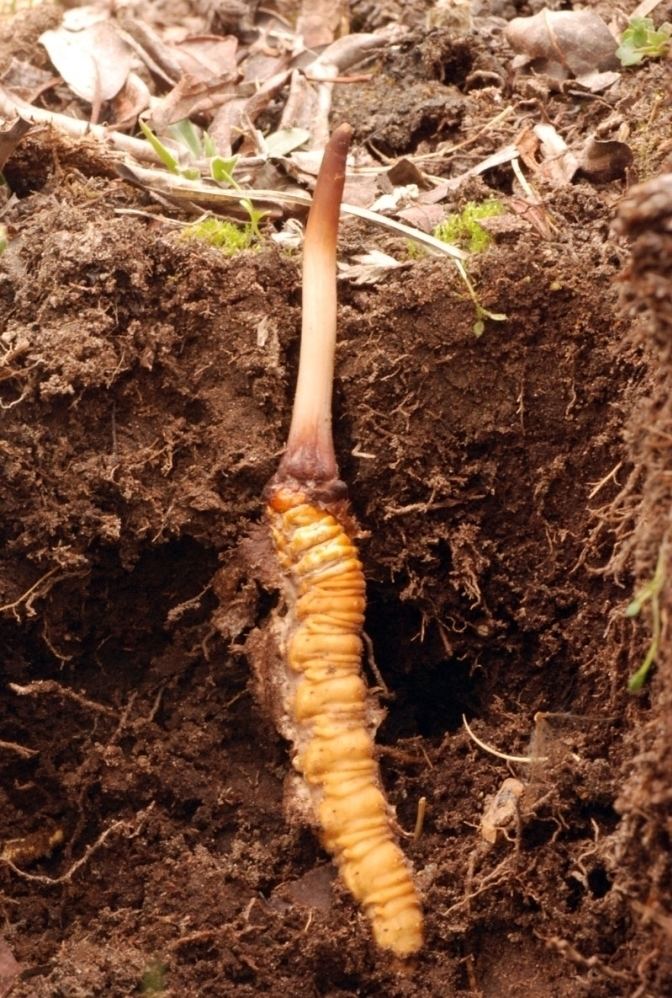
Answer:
265;482;423;956
260;124;423;957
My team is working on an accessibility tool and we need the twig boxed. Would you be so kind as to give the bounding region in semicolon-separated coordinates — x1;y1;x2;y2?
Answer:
417;105;515;164
630;0;666;17
0;85;163;163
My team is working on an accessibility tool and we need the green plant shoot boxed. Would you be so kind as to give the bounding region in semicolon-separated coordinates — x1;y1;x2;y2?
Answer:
432;200;507;336
138;120;199;180
616;16;672;66
138;121;269;240
139;119;233;182
210;156;239;185
626;542;667;692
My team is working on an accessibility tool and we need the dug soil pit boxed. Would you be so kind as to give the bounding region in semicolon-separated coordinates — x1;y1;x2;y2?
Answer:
1;2;671;996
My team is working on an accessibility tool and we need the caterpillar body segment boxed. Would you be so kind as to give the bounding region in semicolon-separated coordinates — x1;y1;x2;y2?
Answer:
266;482;424;958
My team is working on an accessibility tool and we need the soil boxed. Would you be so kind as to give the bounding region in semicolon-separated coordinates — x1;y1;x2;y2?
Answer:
1;1;671;996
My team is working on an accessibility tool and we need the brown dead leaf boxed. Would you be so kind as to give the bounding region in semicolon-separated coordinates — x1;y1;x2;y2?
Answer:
0;58;56;100
115;17;182;85
509;195;554;239
397;203;445;233
386;157;432;190
579;136;633;183
149;74;237;130
109;72;150;130
39;21;132;104
171;34;238;83
208;69;291;156
533;123;579;186
0;116;32;170
506;9;619;79
0;936;20;998
514;123;578;187
297;0;349;49
514;124;541;172
573;69;621;93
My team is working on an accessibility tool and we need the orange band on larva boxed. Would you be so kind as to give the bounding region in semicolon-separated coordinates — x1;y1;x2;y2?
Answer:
267;485;423;957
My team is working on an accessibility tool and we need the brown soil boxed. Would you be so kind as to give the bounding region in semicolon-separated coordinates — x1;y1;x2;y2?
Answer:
1;2;671;996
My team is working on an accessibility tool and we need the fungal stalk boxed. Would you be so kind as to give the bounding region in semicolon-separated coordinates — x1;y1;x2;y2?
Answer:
276;124;351;488
264;125;424;958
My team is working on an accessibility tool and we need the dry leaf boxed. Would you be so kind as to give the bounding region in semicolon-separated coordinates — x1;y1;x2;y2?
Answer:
171;34;238;83
370;186;419;213
209;68;291;157
60;4;108;31
386;157;431;190
297;0;348;48
116;17;182;85
149;74;237;130
0;117;32;170
338;249;410;285
397;203;445;233
573;69;621;93
264;127;310;157
110;72;151;130
0;936;20;998
0;57;56;98
533;123;579;186
39;22;132;103
506;9;619;78
579;137;633;183
509;196;554;239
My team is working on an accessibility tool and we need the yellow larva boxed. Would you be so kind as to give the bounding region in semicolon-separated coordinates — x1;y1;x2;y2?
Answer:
267;484;423;957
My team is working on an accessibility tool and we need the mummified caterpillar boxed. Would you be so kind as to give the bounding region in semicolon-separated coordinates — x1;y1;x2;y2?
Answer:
262;124;423;957
265;483;423;956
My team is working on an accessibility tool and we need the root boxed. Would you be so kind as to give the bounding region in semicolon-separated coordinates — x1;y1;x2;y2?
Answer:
462;715;548;764
9;680;117;718
0;805;154;886
544;936;632;986
0;739;38;759
0;568;88;620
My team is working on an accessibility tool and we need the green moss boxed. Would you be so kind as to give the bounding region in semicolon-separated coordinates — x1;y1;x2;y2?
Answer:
140;959;167;994
405;239;426;260
181;216;258;256
433;198;505;254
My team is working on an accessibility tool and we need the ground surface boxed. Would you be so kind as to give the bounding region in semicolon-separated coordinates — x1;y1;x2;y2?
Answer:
0;1;671;996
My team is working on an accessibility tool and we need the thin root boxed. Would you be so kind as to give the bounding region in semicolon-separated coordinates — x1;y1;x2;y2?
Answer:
0;739;38;759
0;805;154;885
462;715;549;764
9;680;117;718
